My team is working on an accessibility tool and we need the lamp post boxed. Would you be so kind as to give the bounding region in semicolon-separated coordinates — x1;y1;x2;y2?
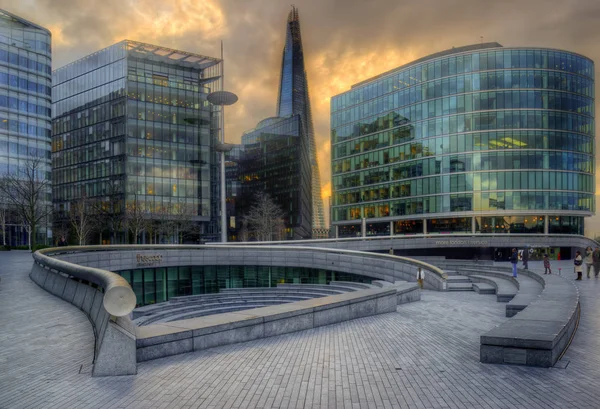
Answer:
208;91;238;242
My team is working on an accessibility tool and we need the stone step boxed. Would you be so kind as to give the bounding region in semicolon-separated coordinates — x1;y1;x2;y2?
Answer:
446;282;474;291
472;282;496;295
446;275;472;284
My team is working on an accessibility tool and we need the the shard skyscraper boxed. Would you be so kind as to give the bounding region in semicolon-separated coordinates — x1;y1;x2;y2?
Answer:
276;7;326;230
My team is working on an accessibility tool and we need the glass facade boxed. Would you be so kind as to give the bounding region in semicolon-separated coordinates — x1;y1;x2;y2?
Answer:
52;40;223;243
116;264;373;306
0;10;52;245
240;115;312;239
331;43;594;235
275;7;325;230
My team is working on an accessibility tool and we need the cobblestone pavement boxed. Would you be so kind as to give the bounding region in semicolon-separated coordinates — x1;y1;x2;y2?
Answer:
1;252;599;409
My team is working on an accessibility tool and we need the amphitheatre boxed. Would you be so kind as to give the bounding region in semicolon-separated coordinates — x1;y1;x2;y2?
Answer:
1;235;599;408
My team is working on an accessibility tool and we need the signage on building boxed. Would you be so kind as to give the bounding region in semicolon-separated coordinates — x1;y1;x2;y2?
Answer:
136;254;163;267
434;240;489;246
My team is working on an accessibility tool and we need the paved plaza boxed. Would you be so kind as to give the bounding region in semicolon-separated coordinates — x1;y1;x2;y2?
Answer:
1;251;600;409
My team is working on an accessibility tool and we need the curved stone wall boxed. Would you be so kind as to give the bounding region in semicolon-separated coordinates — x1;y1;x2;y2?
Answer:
47;244;447;291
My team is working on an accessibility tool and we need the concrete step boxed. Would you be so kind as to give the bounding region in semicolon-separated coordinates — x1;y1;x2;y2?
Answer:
446;282;474;291
446;275;472;284
472;282;496;295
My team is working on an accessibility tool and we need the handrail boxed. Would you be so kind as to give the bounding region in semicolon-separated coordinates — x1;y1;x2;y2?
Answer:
37;243;447;291
34;247;136;317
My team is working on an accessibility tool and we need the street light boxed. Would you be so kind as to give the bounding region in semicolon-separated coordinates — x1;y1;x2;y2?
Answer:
207;90;238;243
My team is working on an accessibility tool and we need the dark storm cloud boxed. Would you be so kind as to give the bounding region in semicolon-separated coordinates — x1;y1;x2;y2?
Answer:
2;0;600;231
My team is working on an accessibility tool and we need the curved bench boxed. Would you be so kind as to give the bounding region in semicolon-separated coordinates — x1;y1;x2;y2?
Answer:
480;273;579;367
136;286;415;362
467;275;518;302
135;296;324;325
452;267;543;317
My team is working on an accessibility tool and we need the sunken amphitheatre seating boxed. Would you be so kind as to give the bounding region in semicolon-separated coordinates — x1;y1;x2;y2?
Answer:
132;283;375;326
424;258;580;368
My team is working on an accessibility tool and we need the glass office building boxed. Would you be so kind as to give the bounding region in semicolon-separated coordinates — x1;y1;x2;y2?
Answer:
331;43;595;237
0;9;52;246
240;115;312;239
52;40;222;243
276;7;325;231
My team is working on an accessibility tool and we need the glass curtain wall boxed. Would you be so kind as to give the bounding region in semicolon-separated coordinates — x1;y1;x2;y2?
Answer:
331;44;595;235
0;10;52;246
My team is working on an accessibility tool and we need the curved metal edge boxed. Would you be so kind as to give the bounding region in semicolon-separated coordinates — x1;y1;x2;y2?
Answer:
34;247;136;317
39;244;447;282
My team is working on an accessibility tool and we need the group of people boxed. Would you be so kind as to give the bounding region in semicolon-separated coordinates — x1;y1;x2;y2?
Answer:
573;246;600;281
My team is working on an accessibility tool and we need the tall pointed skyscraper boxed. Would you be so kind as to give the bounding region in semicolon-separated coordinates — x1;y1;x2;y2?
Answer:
276;7;326;230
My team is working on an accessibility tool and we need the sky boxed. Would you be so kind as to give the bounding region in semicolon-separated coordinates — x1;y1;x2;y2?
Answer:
4;0;600;234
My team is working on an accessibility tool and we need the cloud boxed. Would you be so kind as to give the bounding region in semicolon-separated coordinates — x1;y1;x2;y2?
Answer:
3;0;600;231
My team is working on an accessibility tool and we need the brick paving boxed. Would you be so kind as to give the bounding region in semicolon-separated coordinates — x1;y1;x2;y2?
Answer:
1;251;599;408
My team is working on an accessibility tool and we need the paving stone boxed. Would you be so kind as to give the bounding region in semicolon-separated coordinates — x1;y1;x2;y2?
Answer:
1;254;600;408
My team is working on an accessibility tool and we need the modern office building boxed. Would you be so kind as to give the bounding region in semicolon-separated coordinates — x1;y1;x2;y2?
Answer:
239;115;312;239
0;9;52;246
236;7;324;240
277;7;325;231
224;143;242;241
52;40;223;243
331;43;595;251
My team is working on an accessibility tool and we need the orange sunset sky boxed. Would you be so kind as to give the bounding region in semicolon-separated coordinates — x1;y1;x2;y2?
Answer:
4;0;600;234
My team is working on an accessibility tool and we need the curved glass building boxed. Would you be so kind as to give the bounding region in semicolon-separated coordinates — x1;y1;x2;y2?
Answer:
0;9;52;246
330;43;594;238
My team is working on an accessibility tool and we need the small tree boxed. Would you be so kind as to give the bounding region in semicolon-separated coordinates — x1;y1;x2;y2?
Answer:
125;199;147;244
243;192;286;241
92;180;125;244
69;194;96;246
0;157;51;250
0;189;9;246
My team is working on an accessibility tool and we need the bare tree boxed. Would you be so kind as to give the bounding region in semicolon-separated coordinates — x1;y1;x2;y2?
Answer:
92;180;125;244
243;192;286;241
69;194;96;246
0;157;51;250
125;199;148;244
0;189;9;246
153;204;175;244
172;201;196;244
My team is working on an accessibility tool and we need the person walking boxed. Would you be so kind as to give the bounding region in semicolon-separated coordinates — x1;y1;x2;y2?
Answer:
416;267;424;289
543;254;552;275
522;247;529;270
510;248;518;278
574;250;583;281
593;246;600;278
584;246;594;278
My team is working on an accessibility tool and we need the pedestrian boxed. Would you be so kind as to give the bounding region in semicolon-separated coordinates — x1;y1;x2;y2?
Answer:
510;248;518;278
593;247;600;278
389;247;394;255
58;236;68;247
584;246;594;278
416;267;424;289
574;250;583;281
543;254;552;275
522;247;529;270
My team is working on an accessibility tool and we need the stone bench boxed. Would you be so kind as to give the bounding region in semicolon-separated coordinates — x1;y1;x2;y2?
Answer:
134;291;335;320
135;296;319;325
136;286;404;362
468;275;518;302
480;274;579;367
329;281;375;289
454;267;543;315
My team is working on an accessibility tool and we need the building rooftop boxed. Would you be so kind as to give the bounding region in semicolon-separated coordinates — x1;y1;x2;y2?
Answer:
54;39;222;73
351;42;503;89
0;8;51;35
